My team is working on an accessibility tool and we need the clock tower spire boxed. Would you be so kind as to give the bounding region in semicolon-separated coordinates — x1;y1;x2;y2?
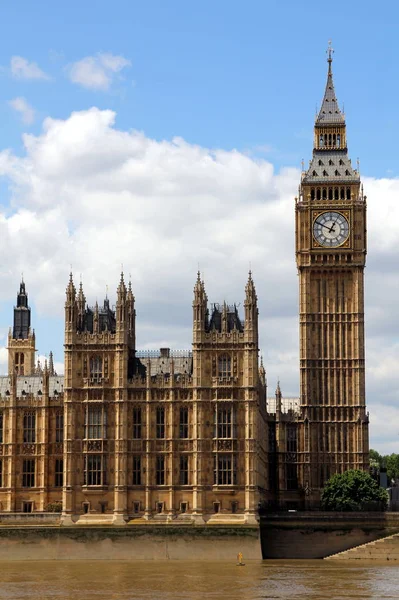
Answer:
295;47;369;506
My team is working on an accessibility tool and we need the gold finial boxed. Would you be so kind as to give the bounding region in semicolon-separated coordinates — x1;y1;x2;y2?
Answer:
327;40;334;72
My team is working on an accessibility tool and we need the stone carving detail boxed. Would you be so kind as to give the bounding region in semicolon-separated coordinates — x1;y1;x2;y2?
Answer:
20;444;35;455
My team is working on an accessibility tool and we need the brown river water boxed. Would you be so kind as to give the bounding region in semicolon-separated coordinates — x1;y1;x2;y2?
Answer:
0;560;398;600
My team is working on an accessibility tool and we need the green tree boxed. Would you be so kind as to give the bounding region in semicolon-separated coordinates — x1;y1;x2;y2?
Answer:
385;454;399;482
321;470;388;512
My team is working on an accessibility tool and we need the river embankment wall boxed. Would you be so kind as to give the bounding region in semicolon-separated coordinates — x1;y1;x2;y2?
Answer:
260;512;399;559
0;522;261;560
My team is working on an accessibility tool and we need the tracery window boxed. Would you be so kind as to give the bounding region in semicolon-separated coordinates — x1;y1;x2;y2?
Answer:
84;454;107;486
23;412;36;443
90;356;103;381
179;407;189;439
132;455;141;485
156;455;165;485
0;459;3;487
218;355;231;379
214;406;234;439
286;426;297;453
85;405;107;439
0;412;3;444
22;459;35;487
213;454;236;485
55;459;63;487
55;412;64;443
179;455;189;485
156;407;165;439
132;407;142;439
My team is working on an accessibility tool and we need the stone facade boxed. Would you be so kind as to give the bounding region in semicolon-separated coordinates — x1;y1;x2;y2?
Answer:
0;50;370;520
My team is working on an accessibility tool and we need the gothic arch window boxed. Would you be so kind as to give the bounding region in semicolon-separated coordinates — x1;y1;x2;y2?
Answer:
319;134;324;147
337;134;341;148
218;355;231;379
85;404;107;439
90;356;102;381
23;412;36;443
334;188;339;200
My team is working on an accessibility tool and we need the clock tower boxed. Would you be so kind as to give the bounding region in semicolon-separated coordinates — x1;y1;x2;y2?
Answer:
296;45;369;505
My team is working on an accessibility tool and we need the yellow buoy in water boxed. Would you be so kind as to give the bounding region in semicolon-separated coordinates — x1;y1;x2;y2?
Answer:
236;552;245;566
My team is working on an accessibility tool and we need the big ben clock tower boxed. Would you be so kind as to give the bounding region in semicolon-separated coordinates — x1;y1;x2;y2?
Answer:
296;45;369;505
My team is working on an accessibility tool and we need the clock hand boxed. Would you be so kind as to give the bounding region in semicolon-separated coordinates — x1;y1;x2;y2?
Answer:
315;219;335;233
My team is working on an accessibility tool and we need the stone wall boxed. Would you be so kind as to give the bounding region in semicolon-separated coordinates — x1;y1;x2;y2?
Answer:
0;525;262;561
260;512;399;559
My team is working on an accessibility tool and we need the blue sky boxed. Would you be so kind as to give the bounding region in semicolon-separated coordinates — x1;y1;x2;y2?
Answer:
1;0;399;452
1;0;398;175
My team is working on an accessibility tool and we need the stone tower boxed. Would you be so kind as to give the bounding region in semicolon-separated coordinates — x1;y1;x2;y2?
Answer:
296;46;369;504
7;280;36;375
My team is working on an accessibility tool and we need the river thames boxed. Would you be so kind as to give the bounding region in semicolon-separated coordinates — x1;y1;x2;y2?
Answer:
0;560;398;599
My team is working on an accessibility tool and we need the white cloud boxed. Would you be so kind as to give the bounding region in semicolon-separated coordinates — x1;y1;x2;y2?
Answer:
67;53;131;91
9;97;35;125
0;108;398;452
10;56;50;81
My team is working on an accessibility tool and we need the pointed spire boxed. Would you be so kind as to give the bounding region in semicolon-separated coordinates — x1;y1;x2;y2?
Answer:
259;355;266;385
276;379;282;415
316;41;345;125
245;270;257;303
49;351;55;376
117;270;127;301
66;272;76;301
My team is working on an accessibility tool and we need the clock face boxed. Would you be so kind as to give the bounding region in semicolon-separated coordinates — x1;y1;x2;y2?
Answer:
313;211;349;248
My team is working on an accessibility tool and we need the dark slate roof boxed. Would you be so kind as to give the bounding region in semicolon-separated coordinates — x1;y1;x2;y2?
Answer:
0;376;64;398
302;151;359;184
136;349;193;376
207;304;243;333
316;59;345;125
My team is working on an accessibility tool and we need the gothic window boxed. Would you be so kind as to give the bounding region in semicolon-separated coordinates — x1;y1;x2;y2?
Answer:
23;412;36;443
334;188;339;200
22;459;35;487
339;159;344;166
0;460;2;487
286;426;297;453
329;159;334;166
15;352;25;375
345;169;350;176
323;170;328;177
337;134;341;148
132;407;142;439
311;188;315;200
335;170;340;176
84;454;107;486
346;187;351;200
0;412;3;444
156;455;165;485
312;170;317;177
218;355;231;379
214;406;233;438
132;455;141;485
286;463;298;490
156;407;165;439
179;455;189;485
54;459;63;487
90;356;103;381
85;405;106;439
318;159;323;166
316;188;321;200
322;187;327;200
55;412;64;443
319;134;324;147
214;454;236;485
179;407;189;439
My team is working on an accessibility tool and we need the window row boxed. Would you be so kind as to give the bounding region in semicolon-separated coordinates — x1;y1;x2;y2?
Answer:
0;412;64;444
0;459;63;488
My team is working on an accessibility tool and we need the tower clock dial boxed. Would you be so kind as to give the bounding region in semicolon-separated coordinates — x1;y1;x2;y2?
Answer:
313;211;349;248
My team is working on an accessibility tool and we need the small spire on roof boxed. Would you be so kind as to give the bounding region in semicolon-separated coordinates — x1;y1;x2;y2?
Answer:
327;39;334;73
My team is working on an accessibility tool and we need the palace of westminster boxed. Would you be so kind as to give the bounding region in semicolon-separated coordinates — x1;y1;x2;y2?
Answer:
0;50;369;523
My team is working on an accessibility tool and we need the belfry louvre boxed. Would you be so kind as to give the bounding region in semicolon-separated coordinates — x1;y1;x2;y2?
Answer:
0;52;369;523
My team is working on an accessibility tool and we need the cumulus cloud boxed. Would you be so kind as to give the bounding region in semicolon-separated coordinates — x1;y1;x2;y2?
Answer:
67;53;131;91
9;97;35;125
10;56;50;81
0;108;398;451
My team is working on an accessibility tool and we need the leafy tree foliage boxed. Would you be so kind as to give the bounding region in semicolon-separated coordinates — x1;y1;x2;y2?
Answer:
321;469;388;511
370;449;399;482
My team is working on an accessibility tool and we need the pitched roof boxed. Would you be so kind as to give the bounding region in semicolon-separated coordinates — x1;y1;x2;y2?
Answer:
316;54;345;125
302;151;359;184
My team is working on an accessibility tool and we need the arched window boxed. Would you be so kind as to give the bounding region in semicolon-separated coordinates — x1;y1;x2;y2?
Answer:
90;356;102;381
23;412;36;443
337;134;341;148
319;134;324;147
218;355;231;379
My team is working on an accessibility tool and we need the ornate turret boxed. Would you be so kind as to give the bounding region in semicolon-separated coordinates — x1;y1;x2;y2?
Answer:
244;271;258;343
275;380;282;418
7;279;36;375
192;272;208;341
302;43;359;197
